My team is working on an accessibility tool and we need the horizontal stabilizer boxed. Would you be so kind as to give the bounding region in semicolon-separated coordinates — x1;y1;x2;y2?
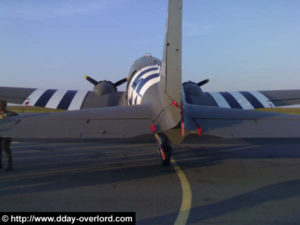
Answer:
184;104;300;138
0;105;153;140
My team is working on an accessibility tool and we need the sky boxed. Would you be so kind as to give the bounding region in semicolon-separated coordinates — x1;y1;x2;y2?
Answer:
0;0;300;92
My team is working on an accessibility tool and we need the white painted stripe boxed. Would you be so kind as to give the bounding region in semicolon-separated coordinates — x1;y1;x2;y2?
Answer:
137;77;160;104
128;65;160;105
230;91;254;110
133;71;159;103
68;90;88;110
140;77;160;96
209;92;231;108
136;96;142;105
249;91;275;108
139;69;160;80
23;89;46;106
129;65;158;84
45;89;68;109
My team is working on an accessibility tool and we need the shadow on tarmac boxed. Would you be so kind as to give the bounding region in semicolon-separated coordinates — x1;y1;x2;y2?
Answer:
1;139;300;197
139;179;300;224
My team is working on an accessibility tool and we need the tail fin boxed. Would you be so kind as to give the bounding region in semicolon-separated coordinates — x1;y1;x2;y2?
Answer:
160;0;182;105
154;0;182;131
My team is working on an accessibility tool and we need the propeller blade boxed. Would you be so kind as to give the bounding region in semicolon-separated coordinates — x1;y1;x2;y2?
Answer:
114;78;128;87
197;79;210;87
85;75;98;86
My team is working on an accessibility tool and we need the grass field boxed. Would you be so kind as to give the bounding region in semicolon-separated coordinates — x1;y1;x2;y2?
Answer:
8;106;64;113
7;106;300;115
257;108;300;115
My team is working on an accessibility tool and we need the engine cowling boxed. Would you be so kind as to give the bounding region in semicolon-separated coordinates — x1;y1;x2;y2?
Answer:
183;81;204;103
93;81;116;96
85;75;127;96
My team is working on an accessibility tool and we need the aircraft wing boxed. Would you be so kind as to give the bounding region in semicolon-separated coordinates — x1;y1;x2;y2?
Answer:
184;104;300;138
0;86;126;109
0;105;153;140
183;84;300;109
204;90;300;109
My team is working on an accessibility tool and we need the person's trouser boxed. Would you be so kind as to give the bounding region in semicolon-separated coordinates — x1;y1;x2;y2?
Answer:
0;138;12;166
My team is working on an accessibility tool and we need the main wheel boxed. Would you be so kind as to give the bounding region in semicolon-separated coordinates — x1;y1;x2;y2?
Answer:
159;141;173;166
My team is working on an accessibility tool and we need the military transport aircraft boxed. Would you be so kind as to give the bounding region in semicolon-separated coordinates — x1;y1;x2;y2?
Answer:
1;0;300;165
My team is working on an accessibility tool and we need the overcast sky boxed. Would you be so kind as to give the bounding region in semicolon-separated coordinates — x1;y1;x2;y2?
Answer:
1;0;299;92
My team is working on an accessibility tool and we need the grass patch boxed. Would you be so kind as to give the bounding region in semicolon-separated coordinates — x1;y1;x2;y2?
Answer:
8;106;65;113
256;108;300;115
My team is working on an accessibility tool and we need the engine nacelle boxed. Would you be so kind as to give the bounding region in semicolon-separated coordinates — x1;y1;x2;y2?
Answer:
183;81;204;103
93;81;117;96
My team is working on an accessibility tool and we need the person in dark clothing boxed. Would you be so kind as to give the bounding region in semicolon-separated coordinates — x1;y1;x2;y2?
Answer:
0;101;17;172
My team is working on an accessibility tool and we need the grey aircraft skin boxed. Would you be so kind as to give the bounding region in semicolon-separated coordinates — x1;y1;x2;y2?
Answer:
0;0;300;165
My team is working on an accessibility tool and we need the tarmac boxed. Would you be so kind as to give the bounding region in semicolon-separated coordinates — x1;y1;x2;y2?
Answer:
0;137;300;225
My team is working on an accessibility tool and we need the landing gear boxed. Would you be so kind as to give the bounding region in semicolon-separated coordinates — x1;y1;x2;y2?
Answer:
154;133;173;166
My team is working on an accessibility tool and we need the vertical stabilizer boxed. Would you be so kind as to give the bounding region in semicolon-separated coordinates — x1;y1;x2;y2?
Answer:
160;0;182;105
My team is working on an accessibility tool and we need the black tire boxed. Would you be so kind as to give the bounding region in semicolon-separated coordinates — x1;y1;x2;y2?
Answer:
160;141;173;166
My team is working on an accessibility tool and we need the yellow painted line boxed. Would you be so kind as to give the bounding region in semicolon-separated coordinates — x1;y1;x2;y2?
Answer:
172;158;192;225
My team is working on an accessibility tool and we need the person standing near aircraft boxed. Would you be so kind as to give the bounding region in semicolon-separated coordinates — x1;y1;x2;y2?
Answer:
0;101;17;172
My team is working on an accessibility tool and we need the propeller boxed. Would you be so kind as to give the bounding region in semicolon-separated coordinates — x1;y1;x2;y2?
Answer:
84;75;128;88
197;79;210;87
114;78;128;88
84;75;98;86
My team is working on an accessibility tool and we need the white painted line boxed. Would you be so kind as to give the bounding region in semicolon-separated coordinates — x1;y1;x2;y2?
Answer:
68;90;88;110
230;91;254;110
45;89;68;109
209;92;231;108
249;91;275;108
23;89;46;106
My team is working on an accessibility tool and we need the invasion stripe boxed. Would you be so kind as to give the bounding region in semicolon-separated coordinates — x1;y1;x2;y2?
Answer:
220;92;242;109
136;74;160;94
131;67;159;89
34;89;57;107
45;89;68;109
208;92;231;108
68;90;88;110
248;91;275;108
229;91;254;110
137;76;161;104
240;91;264;109
129;67;159;105
23;89;47;106
140;76;160;96
57;90;77;110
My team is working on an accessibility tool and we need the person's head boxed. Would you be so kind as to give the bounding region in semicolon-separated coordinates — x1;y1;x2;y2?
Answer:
0;101;7;113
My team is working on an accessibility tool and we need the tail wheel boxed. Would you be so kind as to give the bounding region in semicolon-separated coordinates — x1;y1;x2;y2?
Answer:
159;141;173;166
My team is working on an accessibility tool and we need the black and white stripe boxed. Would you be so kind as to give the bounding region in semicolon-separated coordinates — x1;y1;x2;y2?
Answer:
209;91;275;109
127;65;161;105
23;89;88;110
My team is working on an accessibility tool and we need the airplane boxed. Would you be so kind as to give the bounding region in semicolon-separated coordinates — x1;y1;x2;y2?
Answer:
1;0;300;166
